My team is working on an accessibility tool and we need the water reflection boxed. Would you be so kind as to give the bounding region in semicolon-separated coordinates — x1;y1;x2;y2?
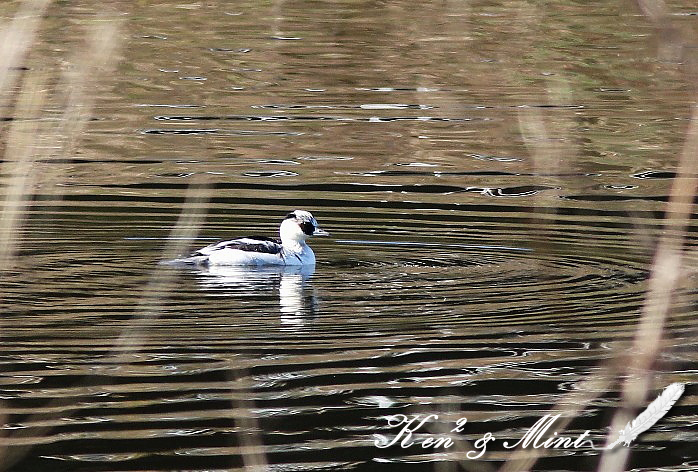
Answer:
192;264;318;320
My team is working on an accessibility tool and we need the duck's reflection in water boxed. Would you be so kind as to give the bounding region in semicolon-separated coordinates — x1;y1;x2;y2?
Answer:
192;264;319;323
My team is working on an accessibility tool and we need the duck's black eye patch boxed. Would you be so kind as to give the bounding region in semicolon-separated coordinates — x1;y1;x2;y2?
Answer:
299;221;315;235
284;212;296;220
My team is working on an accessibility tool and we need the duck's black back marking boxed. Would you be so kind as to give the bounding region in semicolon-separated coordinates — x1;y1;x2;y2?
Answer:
192;236;282;255
299;221;315;236
284;212;296;220
233;241;282;254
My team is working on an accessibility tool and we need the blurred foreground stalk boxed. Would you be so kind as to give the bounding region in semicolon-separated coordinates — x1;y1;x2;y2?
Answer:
597;100;698;472
0;2;122;469
0;0;51;267
0;1;120;268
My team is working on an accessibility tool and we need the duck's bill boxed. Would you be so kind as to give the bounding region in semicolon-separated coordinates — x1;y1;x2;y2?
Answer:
313;228;330;236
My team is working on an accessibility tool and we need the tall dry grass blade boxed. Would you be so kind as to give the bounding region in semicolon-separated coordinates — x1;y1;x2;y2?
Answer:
497;76;604;472
1;10;121;267
0;178;210;471
0;4;50;468
0;0;50;100
431;402;496;472
0;71;46;267
516;80;576;252
109;179;210;356
0;68;48;472
635;0;669;24
0;0;51;266
502;102;698;472
596;101;698;472
52;15;121;160
229;366;269;472
517;107;557;176
34;13;123;194
496;372;614;472
0;10;125;470
517;77;576;178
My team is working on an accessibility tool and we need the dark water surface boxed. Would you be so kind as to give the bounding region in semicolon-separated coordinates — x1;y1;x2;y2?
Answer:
1;1;698;471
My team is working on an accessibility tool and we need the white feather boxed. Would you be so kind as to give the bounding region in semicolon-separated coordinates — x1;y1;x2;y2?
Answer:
607;382;685;449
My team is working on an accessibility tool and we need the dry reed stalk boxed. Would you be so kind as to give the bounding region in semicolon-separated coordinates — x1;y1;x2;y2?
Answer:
0;3;50;468
228;366;270;472
1;7;120;266
498;2;697;470
0;179;211;471
132;188;271;472
0;181;210;471
53;16;121;159
516;80;576;262
487;39;611;472
596;100;698;472
495;372;614;472
500;97;697;472
0;4;244;470
0;0;50;266
635;0;669;24
517;86;575;179
499;89;698;472
0;4;125;469
0;0;50;105
0;71;46;267
595;0;698;468
430;403;497;472
109;179;211;355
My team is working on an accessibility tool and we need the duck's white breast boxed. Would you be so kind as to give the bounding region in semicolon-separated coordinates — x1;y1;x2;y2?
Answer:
282;245;316;265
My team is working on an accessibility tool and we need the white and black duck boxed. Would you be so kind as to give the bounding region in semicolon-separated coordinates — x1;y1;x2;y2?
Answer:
175;210;329;266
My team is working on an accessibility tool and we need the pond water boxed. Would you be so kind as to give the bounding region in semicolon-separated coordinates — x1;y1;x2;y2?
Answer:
1;1;697;471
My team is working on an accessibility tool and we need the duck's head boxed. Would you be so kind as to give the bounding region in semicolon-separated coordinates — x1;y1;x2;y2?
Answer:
279;210;329;244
